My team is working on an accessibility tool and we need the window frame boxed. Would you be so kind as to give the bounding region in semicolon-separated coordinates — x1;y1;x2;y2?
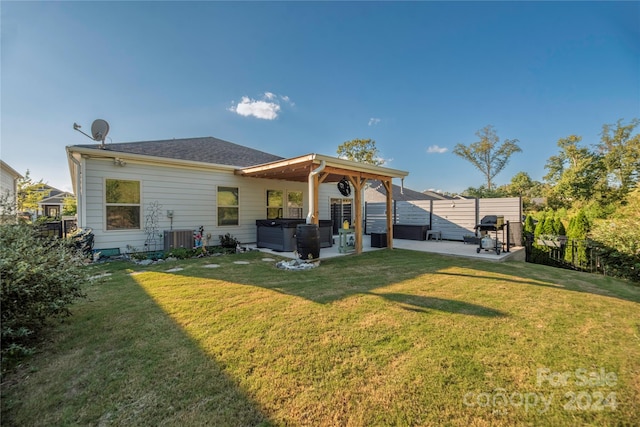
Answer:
104;178;141;231
266;189;284;219
217;186;239;226
286;190;304;219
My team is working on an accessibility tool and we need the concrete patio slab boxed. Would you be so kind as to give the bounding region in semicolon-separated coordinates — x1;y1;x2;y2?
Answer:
250;234;525;262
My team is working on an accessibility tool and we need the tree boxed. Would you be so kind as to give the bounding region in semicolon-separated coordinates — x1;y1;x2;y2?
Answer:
16;170;49;215
461;185;506;199
523;214;535;235
534;212;545;238
541;214;555;235
565;209;590;266
598;118;640;194
453;125;522;190
555;217;566;236
589;188;640;281
62;195;77;216
543;135;606;208
336;138;384;165
508;172;534;196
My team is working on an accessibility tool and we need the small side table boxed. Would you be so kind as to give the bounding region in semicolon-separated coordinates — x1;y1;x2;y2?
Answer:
338;228;356;253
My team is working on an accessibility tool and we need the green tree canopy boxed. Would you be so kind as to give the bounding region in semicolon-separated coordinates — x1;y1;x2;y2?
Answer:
543;135;606;208
336;138;384;165
62;195;77;216
16;170;49;214
453;125;522;190
598;118;640;193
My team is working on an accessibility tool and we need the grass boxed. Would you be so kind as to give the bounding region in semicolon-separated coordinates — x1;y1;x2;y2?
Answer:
2;249;639;426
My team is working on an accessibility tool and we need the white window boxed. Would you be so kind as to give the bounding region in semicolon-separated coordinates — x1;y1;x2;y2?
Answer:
105;179;140;230
266;189;283;219
218;186;239;226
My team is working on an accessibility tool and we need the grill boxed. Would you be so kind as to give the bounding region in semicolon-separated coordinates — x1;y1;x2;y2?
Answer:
474;215;506;255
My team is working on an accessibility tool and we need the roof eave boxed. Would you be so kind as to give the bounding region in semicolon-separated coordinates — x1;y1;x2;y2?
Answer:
65;145;240;171
239;153;409;180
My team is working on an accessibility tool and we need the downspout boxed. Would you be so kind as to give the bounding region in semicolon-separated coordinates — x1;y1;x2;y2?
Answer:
69;153;83;228
306;160;326;224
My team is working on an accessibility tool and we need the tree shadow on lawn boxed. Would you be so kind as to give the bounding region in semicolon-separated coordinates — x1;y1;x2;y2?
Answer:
0;269;276;427
444;261;640;304
165;248;640;306
160;250;511;316
368;292;507;317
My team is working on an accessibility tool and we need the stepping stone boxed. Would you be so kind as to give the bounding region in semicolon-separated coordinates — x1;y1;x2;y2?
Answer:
165;267;183;272
203;264;221;268
233;261;250;265
261;258;275;262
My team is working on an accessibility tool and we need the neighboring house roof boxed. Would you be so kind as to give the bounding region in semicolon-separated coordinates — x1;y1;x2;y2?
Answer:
365;180;444;202
1;160;23;180
71;136;284;168
39;191;74;205
421;190;456;200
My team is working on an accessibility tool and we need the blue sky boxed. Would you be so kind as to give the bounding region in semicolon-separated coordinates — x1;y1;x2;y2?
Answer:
2;1;638;194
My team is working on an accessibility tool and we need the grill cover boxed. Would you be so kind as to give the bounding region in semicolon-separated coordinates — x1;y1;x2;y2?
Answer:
475;215;505;231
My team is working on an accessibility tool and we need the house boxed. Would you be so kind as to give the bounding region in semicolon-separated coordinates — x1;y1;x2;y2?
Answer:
66;137;408;254
37;185;74;218
1;160;23;215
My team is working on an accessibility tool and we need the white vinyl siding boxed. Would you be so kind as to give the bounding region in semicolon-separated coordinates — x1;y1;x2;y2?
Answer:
82;157;313;251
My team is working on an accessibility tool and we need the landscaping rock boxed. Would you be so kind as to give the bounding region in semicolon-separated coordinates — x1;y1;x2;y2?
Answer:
276;259;320;270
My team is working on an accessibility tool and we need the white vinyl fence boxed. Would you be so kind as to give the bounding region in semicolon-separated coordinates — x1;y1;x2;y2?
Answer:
365;197;522;242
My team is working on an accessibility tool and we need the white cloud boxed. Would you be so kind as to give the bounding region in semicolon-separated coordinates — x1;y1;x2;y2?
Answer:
281;95;295;106
228;92;294;120
427;145;448;154
368;117;381;126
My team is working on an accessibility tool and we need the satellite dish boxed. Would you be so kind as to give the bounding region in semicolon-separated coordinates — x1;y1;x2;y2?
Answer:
91;119;110;145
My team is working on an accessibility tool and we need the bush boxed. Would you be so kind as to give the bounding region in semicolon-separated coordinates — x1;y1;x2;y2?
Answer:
1;223;90;371
167;247;199;259
589;189;640;283
219;233;241;248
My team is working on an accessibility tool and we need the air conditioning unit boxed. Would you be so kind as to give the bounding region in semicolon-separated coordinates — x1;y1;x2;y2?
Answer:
164;229;194;252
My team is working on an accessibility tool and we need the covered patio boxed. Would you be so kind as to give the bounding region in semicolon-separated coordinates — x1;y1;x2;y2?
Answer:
238;153;409;254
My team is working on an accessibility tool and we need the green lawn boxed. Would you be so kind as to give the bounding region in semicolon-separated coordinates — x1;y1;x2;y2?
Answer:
2;249;639;426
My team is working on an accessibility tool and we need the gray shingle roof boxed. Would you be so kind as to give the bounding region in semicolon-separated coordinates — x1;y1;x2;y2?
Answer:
71;136;284;167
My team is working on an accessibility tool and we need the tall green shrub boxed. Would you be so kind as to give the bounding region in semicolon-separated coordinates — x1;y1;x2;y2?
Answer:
1;223;89;370
565;210;590;267
542;214;555;235
523;215;535;235
534;212;545;238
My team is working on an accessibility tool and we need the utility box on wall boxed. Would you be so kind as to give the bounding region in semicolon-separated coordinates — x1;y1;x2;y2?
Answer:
164;229;194;252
